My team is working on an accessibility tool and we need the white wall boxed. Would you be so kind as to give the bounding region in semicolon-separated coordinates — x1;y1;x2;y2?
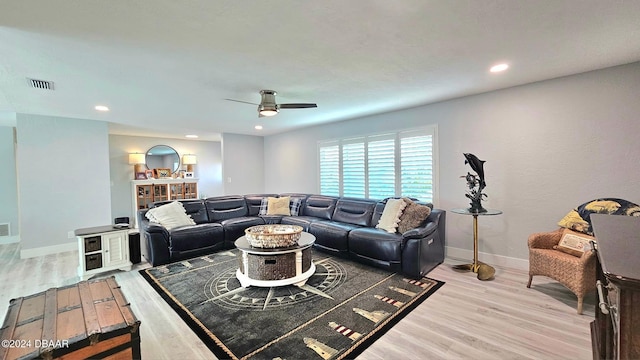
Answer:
221;133;264;195
108;135;223;220
16;114;112;256
264;62;640;265
0;126;19;240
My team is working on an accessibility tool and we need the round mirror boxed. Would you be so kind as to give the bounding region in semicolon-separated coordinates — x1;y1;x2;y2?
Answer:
145;145;180;173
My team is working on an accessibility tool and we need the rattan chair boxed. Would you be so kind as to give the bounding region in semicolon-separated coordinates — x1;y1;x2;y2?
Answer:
526;228;596;314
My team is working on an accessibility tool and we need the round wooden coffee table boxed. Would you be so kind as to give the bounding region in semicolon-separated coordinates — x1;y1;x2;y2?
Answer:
234;232;316;287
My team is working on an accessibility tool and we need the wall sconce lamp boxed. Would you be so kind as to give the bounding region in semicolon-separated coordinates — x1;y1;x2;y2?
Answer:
182;154;197;172
128;153;146;179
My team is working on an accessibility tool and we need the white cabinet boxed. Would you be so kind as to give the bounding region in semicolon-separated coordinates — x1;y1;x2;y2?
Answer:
76;225;132;281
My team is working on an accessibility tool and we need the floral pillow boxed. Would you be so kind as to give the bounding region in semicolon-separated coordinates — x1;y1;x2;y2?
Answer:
558;198;640;235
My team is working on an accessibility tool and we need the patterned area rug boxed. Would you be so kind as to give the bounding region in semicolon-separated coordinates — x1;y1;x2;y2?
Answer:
140;250;443;359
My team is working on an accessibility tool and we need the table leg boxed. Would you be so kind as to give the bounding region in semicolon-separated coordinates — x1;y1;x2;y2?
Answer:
452;214;495;280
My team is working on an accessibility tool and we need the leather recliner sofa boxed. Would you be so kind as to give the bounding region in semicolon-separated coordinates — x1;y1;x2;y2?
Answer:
137;194;446;278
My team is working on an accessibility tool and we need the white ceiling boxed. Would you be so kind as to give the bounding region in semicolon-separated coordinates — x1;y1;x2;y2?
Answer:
1;1;639;141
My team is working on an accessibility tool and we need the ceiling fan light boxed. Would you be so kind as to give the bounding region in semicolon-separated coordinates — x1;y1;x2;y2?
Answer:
258;103;278;117
259;110;278;116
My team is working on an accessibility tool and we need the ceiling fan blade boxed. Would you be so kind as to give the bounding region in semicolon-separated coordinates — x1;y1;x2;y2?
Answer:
279;103;318;109
224;98;259;105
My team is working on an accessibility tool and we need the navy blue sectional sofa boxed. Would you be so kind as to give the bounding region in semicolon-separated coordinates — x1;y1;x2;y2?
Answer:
137;194;445;278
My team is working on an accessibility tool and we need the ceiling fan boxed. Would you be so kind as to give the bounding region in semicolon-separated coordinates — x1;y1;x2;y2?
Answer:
225;90;317;117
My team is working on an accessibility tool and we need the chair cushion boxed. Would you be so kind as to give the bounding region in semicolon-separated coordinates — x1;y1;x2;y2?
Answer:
558;198;640;235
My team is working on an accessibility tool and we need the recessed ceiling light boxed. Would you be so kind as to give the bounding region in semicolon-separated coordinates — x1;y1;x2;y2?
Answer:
185;134;199;138
490;63;509;73
255;125;263;130
94;105;109;111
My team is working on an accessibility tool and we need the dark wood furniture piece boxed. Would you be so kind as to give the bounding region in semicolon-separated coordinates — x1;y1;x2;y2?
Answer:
591;214;640;359
0;277;141;360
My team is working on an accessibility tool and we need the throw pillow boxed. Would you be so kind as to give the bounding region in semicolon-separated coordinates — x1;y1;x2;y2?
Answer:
289;197;302;216
267;196;291;216
558;198;640;235
376;198;407;233
258;197;269;216
553;228;595;257
145;201;195;230
397;198;432;234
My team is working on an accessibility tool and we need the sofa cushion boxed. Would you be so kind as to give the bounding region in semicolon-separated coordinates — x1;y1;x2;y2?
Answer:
348;227;403;263
220;216;265;243
280;216;320;232
309;221;362;253
376;198;407;233
205;196;250;221
301;195;338;220
331;198;377;226
398;198;432;234
168;223;224;252
145;201;196;230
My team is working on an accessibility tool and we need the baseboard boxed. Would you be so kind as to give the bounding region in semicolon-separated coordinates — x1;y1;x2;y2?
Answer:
445;246;529;271
20;242;77;259
0;235;19;244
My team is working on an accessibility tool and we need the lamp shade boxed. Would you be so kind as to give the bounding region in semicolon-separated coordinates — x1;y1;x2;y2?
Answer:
182;154;197;165
128;153;145;165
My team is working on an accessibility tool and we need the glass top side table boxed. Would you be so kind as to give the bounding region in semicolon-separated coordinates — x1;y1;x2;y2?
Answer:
451;208;503;280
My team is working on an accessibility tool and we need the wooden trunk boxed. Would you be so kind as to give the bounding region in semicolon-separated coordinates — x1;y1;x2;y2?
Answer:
0;277;141;360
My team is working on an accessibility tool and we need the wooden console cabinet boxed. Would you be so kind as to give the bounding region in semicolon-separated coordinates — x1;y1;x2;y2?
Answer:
591;214;640;359
76;225;132;281
131;179;198;227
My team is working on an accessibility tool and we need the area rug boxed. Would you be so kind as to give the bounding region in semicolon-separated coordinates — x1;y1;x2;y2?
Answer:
140;250;443;360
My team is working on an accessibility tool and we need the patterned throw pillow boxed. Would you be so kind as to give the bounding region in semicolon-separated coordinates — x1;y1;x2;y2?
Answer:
258;198;269;216
397;198;432;234
289;198;302;216
558;198;640;235
553;228;595;257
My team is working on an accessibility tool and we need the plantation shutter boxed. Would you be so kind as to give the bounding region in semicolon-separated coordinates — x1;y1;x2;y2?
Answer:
319;142;340;196
400;131;433;202
367;134;396;199
342;139;365;198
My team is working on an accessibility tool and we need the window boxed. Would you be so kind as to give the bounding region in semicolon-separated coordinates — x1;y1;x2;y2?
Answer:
318;126;436;202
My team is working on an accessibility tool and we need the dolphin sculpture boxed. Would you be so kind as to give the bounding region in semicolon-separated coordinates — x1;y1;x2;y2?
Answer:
463;153;486;188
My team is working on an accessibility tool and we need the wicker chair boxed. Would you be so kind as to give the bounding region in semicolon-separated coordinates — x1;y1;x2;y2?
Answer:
526;228;596;314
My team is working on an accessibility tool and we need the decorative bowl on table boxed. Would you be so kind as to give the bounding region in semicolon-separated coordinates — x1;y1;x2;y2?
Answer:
244;225;303;248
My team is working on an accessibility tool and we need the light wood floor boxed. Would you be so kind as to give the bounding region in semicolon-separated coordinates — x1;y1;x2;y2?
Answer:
0;243;595;359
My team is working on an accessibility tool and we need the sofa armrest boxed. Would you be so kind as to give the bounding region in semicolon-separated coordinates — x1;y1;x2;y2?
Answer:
401;209;446;278
402;222;437;240
138;209;171;266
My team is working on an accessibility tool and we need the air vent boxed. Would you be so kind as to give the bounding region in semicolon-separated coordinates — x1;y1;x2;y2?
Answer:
28;78;54;90
0;223;9;237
